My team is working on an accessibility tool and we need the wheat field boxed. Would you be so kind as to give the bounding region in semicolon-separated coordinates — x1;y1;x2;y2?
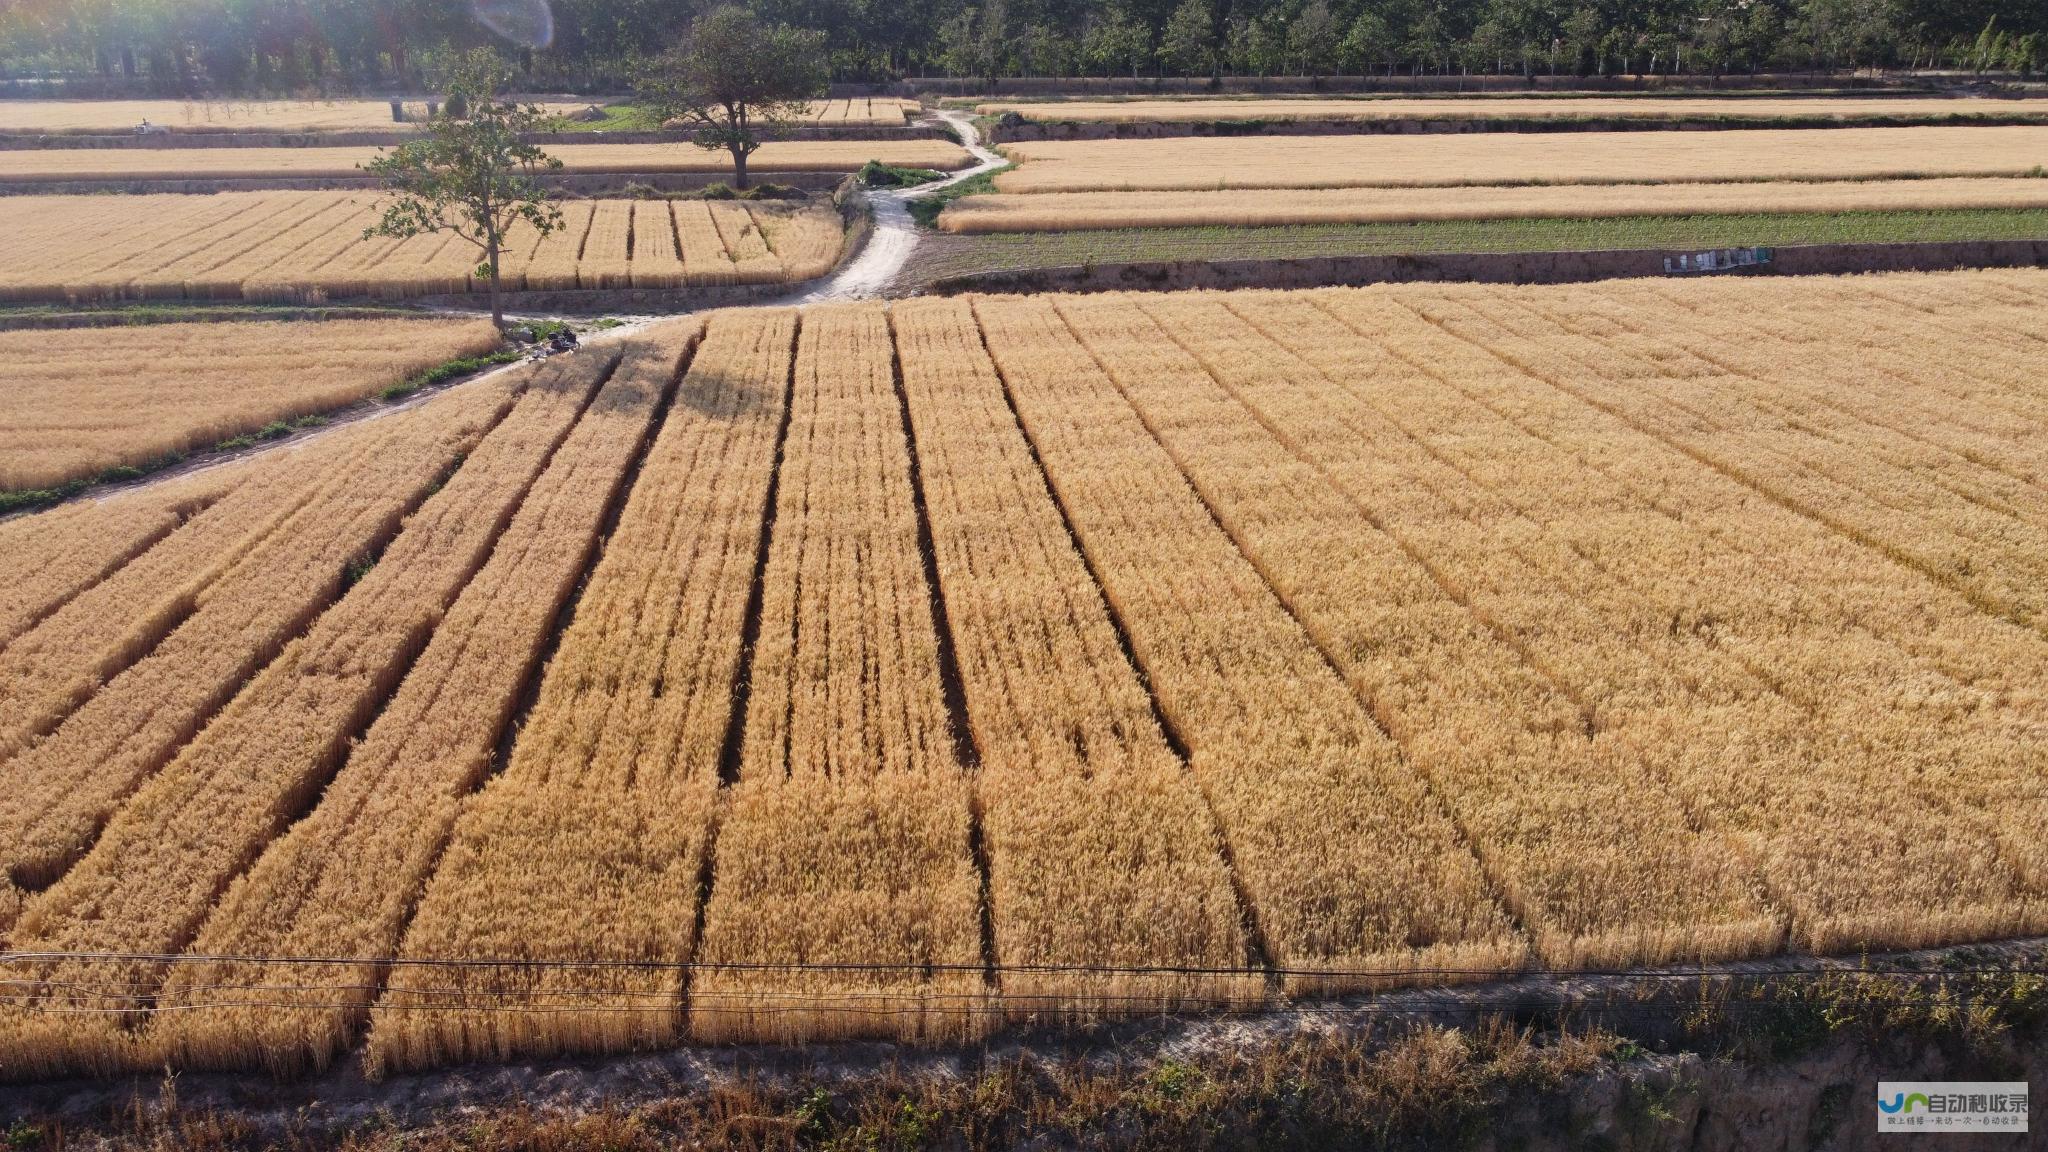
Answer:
975;95;2048;124
0;139;970;183
0;99;590;134
0;98;918;135
0;319;503;492
0;193;850;303
3;269;2048;1079
991;125;2048;193
937;176;2048;232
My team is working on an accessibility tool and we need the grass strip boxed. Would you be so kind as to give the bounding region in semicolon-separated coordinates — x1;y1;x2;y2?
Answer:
903;207;2048;284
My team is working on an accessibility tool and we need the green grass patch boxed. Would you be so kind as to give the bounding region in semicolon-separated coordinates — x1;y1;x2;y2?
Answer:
859;160;947;188
380;347;521;401
545;103;665;133
903;207;2048;284
909;163;1014;229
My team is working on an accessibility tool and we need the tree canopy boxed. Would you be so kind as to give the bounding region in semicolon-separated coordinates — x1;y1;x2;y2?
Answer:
2;0;2043;90
633;5;826;188
360;48;563;326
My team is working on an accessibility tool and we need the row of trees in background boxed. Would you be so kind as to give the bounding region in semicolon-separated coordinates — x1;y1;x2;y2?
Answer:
2;0;2044;91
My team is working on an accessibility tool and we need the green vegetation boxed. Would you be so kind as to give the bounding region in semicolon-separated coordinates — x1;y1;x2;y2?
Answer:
379;347;522;401
908;162;1012;228
902;207;2048;286
544;104;664;133
859;159;947;188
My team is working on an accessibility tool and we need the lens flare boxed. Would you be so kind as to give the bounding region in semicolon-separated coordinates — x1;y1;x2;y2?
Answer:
472;0;554;49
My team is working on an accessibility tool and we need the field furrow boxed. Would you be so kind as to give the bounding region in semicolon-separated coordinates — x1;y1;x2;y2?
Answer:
0;380;515;948
0;475;234;653
147;328;693;1077
891;297;1254;1020
1229;289;2039;951
365;310;796;1075
1052;293;1777;970
692;303;986;1044
973;295;1521;991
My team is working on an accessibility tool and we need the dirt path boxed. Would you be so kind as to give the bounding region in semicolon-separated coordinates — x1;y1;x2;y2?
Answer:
776;108;1006;303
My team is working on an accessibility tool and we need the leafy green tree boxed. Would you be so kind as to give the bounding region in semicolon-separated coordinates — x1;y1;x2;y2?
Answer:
940;0;1016;86
635;5;827;189
1083;7;1150;78
360;49;561;328
1158;0;1215;75
1289;0;1340;77
1338;10;1392;73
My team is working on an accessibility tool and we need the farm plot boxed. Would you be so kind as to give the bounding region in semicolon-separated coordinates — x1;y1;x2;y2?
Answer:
0;319;502;493
2;270;2048;1080
0;139;971;183
975;95;2048;125
991;125;2048;193
802;97;920;126
0;193;850;303
938;176;2048;233
0;99;580;135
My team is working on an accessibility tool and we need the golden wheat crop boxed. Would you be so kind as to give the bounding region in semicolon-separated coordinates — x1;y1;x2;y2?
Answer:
0;193;853;303
690;303;986;1045
802;97;920;125
891;296;1257;1022
145;329;694;1077
0;472;235;650
971;294;1524;990
0;99;581;134
938;176;2048;232
363;310;798;1075
3;270;2048;1081
0;140;970;183
991;126;2048;193
974;96;2047;124
0;319;503;493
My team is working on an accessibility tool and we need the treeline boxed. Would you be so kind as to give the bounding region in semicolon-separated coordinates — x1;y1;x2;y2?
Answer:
1;0;2043;93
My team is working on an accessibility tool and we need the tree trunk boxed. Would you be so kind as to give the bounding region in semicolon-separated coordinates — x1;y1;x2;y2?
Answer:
487;234;504;328
733;146;750;190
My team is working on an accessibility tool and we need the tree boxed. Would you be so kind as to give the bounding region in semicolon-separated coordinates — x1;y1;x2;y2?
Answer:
1158;0;1215;76
360;49;562;329
635;5;826;190
1339;10;1392;75
1082;7;1150;79
1289;0;1340;78
939;0;1015;87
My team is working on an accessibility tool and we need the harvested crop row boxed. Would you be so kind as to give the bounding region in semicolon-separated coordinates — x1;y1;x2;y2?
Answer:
991;126;2048;194
972;295;1522;992
890;297;1255;1021
149;327;694;1078
974;96;2048;125
0;473;235;651
937;177;2048;233
365;310;798;1075
0;140;971;183
0;377;514;956
0;317;504;493
0;193;850;304
1214;289;2040;953
0;350;607;1080
692;303;985;1044
1044;294;1778;971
